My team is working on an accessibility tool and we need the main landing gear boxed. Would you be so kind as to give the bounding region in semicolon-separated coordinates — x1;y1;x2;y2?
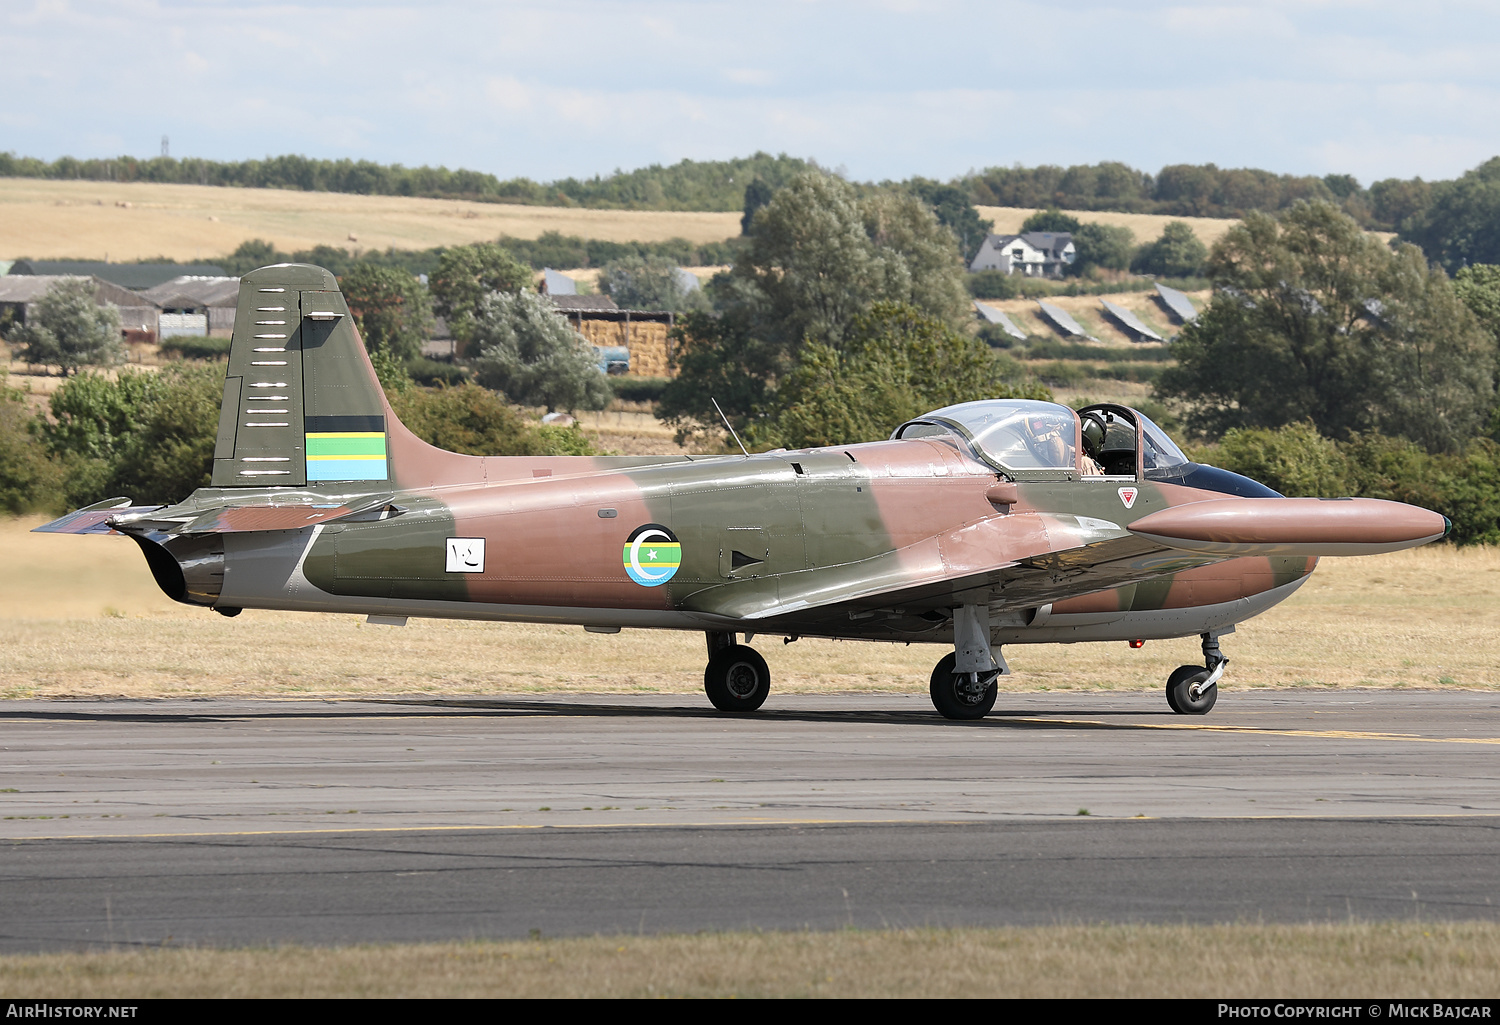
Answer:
1165;631;1229;715
929;604;1008;720
703;631;770;712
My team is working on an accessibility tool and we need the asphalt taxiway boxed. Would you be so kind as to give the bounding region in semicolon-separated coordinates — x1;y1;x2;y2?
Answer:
2;691;1498;950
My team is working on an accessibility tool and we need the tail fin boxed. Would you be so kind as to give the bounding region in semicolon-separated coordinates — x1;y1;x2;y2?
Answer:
212;264;391;488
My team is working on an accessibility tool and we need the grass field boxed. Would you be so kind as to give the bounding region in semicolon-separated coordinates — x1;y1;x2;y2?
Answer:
0;177;1259;263
2;922;1495;997
0;178;743;262
979;206;1239;248
2;516;1494;700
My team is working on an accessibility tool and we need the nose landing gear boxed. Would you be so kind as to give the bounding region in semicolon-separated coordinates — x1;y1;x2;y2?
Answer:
1166;631;1228;715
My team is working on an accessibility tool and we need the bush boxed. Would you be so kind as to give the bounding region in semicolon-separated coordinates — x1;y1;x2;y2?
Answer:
390;383;595;457
610;376;669;404
405;357;469;387
0;388;62;513
158;336;231;360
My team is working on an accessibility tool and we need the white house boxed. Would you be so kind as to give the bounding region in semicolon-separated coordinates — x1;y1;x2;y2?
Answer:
969;232;1075;277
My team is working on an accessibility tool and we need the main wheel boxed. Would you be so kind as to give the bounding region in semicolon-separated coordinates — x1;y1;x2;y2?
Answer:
704;645;771;712
929;652;998;720
1166;664;1217;715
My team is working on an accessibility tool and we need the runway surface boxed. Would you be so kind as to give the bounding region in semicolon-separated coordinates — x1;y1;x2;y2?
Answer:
2;691;1498;950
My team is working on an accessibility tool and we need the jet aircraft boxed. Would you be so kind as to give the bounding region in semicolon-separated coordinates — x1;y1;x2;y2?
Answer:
38;264;1450;719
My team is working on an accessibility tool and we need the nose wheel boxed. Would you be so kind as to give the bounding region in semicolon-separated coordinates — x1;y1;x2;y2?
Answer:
1165;632;1226;715
930;652;999;720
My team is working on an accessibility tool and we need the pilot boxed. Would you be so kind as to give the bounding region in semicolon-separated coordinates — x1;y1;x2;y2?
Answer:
1022;412;1071;467
1080;413;1107;476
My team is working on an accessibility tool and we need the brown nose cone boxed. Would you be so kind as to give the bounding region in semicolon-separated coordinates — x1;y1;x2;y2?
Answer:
1129;497;1449;556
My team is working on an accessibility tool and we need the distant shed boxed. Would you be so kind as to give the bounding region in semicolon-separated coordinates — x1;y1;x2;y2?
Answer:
0;275;160;342
140;276;240;337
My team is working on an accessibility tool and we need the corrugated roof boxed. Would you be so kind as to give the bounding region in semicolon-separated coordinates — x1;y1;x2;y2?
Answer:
1154;283;1199;323
0;275;152;308
549;294;618;312
140;276;240;308
1099;299;1164;342
1036;300;1094;340
8;260;227;290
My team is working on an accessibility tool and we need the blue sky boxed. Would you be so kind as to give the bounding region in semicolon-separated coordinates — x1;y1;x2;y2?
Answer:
3;1;1497;187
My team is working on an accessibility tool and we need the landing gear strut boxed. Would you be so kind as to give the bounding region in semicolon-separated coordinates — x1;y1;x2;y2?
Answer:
1165;630;1229;715
703;631;770;712
930;604;1007;720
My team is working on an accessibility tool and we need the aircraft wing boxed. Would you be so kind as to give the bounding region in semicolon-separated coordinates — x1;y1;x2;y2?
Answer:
705;497;1449;630
698;513;1198;627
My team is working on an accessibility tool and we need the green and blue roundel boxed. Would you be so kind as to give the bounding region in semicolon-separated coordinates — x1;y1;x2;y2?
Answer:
623;524;681;587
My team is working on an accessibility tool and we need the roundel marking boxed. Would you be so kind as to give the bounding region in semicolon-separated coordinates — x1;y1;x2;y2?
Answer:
623;523;682;587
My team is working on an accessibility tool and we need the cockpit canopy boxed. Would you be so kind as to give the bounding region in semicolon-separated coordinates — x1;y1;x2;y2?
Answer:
893;399;1190;480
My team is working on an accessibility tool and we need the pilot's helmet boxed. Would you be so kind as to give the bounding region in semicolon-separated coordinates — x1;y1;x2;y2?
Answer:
1081;415;1106;454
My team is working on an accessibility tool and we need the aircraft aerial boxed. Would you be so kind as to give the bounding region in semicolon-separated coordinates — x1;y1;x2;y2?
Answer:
37;264;1451;719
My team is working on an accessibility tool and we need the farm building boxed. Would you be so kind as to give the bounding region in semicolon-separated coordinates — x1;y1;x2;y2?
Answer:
969;232;1075;278
0;275;162;343
7;260;227;291
139;276;239;337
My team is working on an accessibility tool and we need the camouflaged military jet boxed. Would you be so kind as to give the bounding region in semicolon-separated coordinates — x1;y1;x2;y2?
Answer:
38;264;1450;719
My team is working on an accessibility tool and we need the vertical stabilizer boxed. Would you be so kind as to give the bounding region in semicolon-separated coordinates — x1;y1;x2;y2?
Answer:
212;264;390;488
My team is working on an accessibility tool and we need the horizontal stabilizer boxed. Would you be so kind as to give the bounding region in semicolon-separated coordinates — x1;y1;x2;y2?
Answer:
1128;498;1450;556
32;500;164;535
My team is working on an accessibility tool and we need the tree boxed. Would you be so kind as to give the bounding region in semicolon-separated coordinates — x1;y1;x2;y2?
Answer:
39;364;222;507
736;170;971;353
469;290;612;412
427;242;532;350
906;178;994;265
660;172;974;440
340;264;432;362
0;386;61;514
1020;208;1081;234
749;302;1049;450
13;278;122;375
1399;157;1500;273
597;255;708;312
109;362;223;504
1132;221;1209;278
1067;222;1135;276
1156;202;1495;452
1454;264;1500;348
741;177;774;235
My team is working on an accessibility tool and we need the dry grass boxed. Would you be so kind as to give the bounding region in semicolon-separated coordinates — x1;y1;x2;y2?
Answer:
2;922;1497;997
2;517;1495;699
979;206;1239;248
0;179;741;262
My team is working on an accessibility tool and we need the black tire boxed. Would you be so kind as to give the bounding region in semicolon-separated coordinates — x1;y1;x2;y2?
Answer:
929;652;998;720
1166;664;1217;715
704;645;770;712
